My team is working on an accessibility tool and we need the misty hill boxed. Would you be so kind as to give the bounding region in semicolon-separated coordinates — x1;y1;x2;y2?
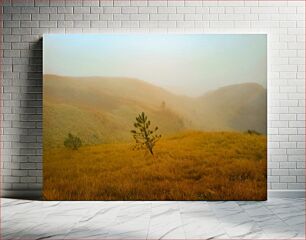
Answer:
43;75;266;147
195;83;267;133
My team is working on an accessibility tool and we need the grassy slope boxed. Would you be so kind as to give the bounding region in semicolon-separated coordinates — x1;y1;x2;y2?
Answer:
43;101;185;146
43;75;267;147
43;131;267;200
197;83;267;133
43;75;187;147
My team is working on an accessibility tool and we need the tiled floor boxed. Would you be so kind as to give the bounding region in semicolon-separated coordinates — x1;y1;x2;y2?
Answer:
1;198;305;239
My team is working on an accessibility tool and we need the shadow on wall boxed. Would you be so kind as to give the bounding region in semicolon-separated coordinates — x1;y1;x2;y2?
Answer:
3;38;43;200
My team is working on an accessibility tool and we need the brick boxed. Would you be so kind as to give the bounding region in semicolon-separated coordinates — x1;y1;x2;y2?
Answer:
74;6;90;13
140;20;158;28
130;14;149;21
138;7;157;13
39;6;57;13
269;161;279;169
280;50;297;57
57;6;73;14
168;0;184;6
169;14;184;21
107;21;121;28
12;170;28;177
50;14;65;20
83;13;99;20
114;14;129;20
150;14;167;21
12;14;31;20
280;176;296;183
251;7;279;14
49;0;65;6
74;21;90;28
50;26;66;32
65;0;82;6
210;7;225;13
289;169;305;176
185;14;202;21
185;0;202;6
158;21;176;28
28;170;42;177
121;20;139;28
297;162;305;168
288;183;305;189
297;176;305;183
65;14;83;20
3;6;21;13
21;6;39;13
83;0;99;6
177;21;194;28
39;21;57;28
57;21;73;28
177;7;196;14
268;176;279;183
251;21;279;28
103;6;121;13
114;0;130;6
287;148;305;155
280;142;296;149
31;13;49;20
90;21;107;28
131;0;147;6
4;176;20;183
31;28;49;35
3;21;20;28
158;7;176;14
196;7;209;14
148;0;167;7
210;21;234;28
4;50;21;58
280;162;296;169
20;176;36;183
218;1;244;6
90;6;104;13
35;0;49;6
12;28;31;35
219;14;244;20
99;13;113;20
271;183;288;189
272;169;289;176
12;0;34;6
121;7;138;14
234;7;251;13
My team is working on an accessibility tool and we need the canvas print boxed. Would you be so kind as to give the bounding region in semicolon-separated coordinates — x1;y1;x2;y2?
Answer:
43;34;267;200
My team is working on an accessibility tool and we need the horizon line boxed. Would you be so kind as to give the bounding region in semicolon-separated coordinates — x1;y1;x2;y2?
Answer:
43;73;267;98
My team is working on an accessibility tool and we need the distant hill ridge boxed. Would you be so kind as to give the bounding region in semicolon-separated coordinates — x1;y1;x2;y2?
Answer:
43;74;267;147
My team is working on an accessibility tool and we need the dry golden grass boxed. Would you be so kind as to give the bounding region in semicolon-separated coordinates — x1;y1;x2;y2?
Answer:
43;131;267;200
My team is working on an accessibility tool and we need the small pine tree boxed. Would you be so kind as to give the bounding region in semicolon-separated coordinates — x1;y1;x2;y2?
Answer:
64;133;82;150
131;112;161;155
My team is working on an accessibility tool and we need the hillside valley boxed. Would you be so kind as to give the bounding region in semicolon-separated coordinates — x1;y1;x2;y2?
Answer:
43;74;267;147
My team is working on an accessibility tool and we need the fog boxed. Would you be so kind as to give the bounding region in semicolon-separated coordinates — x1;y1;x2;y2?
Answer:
44;34;267;97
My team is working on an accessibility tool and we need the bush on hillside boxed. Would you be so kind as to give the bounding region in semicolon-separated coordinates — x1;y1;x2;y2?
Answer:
64;133;82;150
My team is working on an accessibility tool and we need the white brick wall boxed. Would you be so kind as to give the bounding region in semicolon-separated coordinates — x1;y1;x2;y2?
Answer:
1;0;305;197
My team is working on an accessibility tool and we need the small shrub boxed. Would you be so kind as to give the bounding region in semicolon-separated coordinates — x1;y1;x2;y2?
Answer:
246;129;261;135
64;133;82;150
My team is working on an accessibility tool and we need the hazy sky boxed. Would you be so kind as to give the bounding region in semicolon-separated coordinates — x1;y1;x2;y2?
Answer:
44;34;267;97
